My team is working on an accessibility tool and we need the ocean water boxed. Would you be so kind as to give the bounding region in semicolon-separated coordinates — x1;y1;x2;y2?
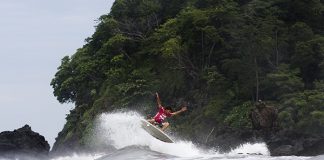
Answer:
51;111;316;160
2;111;319;160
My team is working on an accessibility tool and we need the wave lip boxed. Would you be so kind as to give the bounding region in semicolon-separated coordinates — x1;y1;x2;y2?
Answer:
96;111;214;158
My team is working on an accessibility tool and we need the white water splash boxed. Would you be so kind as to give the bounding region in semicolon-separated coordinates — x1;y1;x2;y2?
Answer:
97;111;206;157
228;143;270;156
49;111;313;160
50;154;102;160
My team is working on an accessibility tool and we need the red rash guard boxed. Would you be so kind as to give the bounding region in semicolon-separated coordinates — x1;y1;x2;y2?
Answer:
154;106;171;123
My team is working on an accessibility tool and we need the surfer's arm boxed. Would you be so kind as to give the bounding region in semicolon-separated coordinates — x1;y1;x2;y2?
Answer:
170;107;187;116
156;92;162;108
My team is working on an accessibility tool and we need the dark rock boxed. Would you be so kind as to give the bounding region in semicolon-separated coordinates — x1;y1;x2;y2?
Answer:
193;101;324;157
300;138;324;156
247;101;323;156
272;145;293;156
50;129;83;157
264;130;324;156
0;124;50;159
204;126;261;153
249;101;278;130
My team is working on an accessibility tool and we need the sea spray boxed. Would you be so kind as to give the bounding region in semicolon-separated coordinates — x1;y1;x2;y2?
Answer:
97;111;148;148
228;143;270;156
49;111;312;160
97;111;211;157
50;154;102;160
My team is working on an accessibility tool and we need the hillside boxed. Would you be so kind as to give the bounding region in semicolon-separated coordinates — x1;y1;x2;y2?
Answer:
50;0;324;155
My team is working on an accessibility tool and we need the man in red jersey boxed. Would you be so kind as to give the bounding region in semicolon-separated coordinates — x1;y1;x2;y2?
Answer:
147;92;187;131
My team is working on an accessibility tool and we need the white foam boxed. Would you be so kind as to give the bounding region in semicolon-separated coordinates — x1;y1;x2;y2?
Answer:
228;142;270;156
49;111;312;160
50;153;102;160
97;111;211;157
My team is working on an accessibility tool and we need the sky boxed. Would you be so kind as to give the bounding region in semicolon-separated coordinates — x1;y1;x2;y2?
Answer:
0;0;114;147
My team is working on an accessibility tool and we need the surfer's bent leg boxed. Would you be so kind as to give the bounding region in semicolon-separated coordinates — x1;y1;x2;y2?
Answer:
147;118;155;124
161;122;169;131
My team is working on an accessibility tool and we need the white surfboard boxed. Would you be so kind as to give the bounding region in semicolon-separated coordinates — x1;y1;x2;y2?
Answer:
140;119;174;143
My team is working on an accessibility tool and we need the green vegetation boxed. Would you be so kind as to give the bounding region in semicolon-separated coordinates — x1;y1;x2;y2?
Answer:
51;0;324;150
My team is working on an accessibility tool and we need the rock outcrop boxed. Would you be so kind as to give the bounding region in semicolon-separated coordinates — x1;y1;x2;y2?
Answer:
265;130;324;156
0;125;50;159
249;101;278;131
204;126;261;153
248;101;324;156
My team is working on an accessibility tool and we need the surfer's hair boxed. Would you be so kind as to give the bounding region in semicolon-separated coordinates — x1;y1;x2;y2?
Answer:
165;106;173;112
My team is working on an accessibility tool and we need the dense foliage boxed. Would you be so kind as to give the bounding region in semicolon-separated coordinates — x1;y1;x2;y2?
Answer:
51;0;324;150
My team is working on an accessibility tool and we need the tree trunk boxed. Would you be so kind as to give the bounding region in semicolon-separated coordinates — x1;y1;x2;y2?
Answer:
255;57;259;102
275;30;279;67
201;31;204;69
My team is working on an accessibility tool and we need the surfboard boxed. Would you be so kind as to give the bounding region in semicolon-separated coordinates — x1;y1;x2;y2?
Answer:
140;119;174;143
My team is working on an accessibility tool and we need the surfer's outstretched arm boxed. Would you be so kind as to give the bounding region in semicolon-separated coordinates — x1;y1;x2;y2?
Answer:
170;106;187;116
156;92;162;108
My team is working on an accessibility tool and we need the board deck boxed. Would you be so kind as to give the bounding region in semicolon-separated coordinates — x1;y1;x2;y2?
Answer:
140;119;174;143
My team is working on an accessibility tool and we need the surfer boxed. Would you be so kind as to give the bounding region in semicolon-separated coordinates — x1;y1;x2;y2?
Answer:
147;92;187;131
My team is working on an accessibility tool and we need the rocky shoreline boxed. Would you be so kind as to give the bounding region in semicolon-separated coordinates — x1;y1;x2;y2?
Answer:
203;127;324;156
0;121;323;158
265;130;324;156
203;102;324;156
0;125;50;159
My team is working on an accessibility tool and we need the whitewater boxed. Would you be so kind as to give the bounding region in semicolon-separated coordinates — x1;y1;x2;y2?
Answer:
51;111;318;160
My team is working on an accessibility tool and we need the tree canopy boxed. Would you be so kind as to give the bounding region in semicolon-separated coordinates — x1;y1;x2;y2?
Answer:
51;0;324;151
